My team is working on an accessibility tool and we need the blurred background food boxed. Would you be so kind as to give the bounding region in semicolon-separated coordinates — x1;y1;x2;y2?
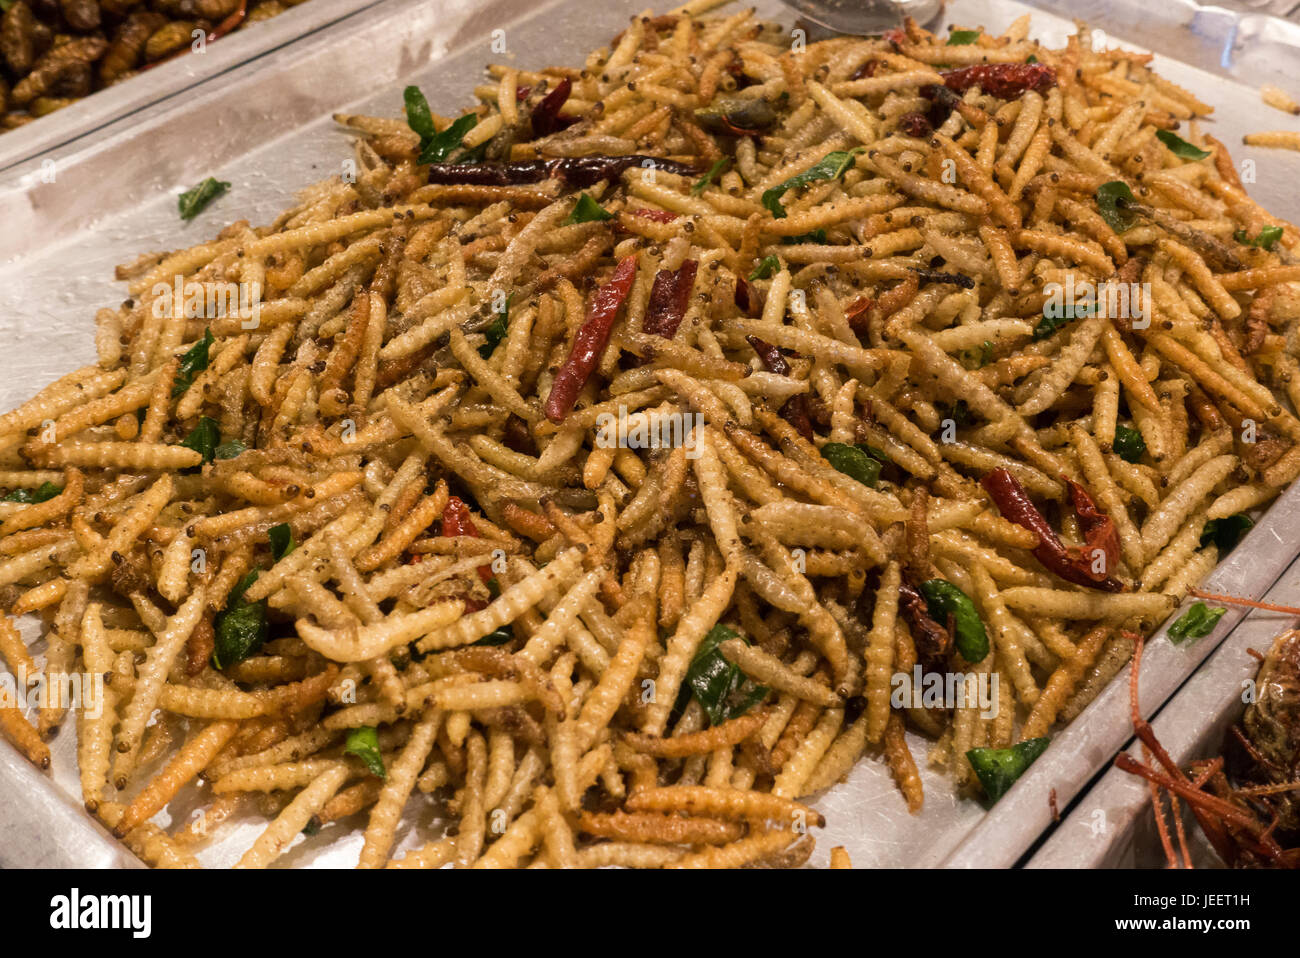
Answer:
0;0;310;131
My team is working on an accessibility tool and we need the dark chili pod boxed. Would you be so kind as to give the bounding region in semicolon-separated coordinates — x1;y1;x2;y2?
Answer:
746;335;813;440
734;277;760;316
628;207;678;223
425;154;697;188
899;582;953;671
844;295;872;337
443;496;493;583
642;260;698;339
981;467;1123;592
897;112;933;137
544;254;638;423
530;76;573;138
1063;477;1120;577
939;62;1057;98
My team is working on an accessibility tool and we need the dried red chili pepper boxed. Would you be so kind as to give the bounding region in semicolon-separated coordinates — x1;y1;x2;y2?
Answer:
898;112;933;137
899;582;953;670
515;85;532;100
981;467;1123;592
734;277;760;316
851;58;880;80
1063;477;1120;577
844;295;872;337
531;77;573;138
442;495;493;583
425;155;697;188
940;63;1057;98
746;335;814;440
642;260;697;339
544;254;639;422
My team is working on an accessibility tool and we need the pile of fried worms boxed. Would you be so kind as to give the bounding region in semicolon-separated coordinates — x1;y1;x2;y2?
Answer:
1;0;1299;868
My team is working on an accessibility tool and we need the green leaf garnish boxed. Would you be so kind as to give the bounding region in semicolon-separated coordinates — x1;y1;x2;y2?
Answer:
1167;601;1227;643
172;328;214;397
782;228;828;244
821;442;887;488
937;398;973;427
1155;129;1210;161
947;29;981;45
214;439;247;460
419;112;478;164
761;149;861;219
3;481;62;504
345;726;387;779
1112;424;1146;463
1200;513;1253;554
179;417;221;464
1095;180;1138;233
1034;298;1094;340
268;523;296;561
403;85;437;141
1026;54;1039;64
212;570;267;669
960;340;994;369
1234;225;1283;251
692;157;730;196
479;293;512;359
178;178;231;221
919;578;989;662
474;625;514;646
967;737;1050;802
749;255;781;280
565;193;613;225
681;625;769;726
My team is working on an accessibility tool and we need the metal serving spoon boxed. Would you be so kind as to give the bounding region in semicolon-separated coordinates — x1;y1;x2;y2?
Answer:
778;0;942;37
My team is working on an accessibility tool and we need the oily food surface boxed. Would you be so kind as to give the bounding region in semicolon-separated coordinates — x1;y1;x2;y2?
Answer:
1;2;1299;868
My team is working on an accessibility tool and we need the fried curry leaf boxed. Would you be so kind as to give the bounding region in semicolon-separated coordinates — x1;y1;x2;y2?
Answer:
172;328;214;397
691;157;730;195
1234;225;1284;251
782;228;828;244
682;625;768;726
1167;601;1227;643
214;439;247;460
1155;129;1210;161
565;193;613;225
919;578;989;662
1095;180;1138;233
947;29;981;45
345;726;387;779
960;340;994;369
821;442;887;488
179;416;221;464
479;293;512;358
1112;424;1146;463
403;85;437;141
967;737;1050;802
1200;513;1254;554
268;522;296;561
417;111;478;164
473;626;514;647
749;255;781;280
178;178;231;221
212;569;268;669
3;481;62;504
761;149;861;219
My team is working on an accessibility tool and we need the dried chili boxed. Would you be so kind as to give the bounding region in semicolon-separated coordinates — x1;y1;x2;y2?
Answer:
425;154;697;188
1063;477;1120;577
746;334;813;440
642;260;697;339
981;467;1123;592
530;77;573;138
939;62;1057;98
899;582;953;670
544;254;638;422
442;496;493;583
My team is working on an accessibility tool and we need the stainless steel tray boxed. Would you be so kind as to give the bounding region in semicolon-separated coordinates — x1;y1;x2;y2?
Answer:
3;0;1300;868
0;0;385;174
1027;558;1300;869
